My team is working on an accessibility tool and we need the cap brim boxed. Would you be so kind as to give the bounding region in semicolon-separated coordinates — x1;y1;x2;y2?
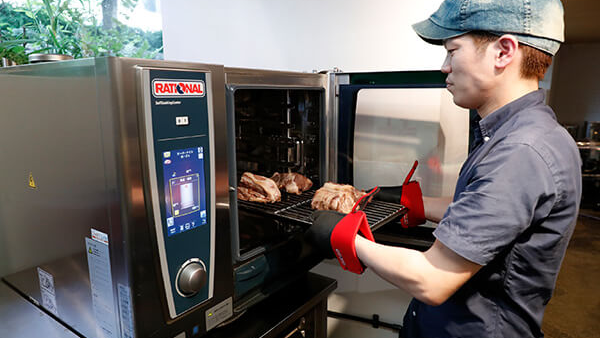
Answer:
511;33;561;55
412;18;468;45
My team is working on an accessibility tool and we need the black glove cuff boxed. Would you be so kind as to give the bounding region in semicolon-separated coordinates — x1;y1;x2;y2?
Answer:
307;210;346;259
373;186;403;204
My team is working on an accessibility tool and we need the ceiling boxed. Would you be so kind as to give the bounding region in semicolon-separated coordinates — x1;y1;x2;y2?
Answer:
562;0;600;43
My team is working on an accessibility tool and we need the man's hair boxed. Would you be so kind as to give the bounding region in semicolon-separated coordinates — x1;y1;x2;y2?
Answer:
469;31;553;81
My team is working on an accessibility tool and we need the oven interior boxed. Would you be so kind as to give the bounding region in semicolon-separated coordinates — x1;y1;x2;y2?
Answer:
226;86;327;310
230;88;323;258
234;88;322;180
228;85;407;309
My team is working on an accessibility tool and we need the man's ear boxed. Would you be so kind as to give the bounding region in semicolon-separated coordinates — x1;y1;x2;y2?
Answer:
494;34;519;69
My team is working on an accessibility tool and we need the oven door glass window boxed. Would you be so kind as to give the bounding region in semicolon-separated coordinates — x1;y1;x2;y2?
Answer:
353;88;469;199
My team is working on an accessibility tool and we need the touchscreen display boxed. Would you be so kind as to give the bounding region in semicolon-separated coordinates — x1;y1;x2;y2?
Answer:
162;147;207;236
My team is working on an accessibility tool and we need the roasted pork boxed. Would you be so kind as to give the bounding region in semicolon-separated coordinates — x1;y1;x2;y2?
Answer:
311;182;365;214
270;172;313;195
237;172;281;203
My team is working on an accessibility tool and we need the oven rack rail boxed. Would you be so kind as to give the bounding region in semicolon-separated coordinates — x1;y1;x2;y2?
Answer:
237;189;407;231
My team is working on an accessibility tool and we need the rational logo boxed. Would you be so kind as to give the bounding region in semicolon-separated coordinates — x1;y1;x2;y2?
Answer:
152;79;205;98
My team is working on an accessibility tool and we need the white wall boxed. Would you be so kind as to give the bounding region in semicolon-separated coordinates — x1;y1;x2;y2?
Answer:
550;42;600;137
161;0;446;72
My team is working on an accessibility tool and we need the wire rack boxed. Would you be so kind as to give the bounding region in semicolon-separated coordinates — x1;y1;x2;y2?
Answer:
237;189;407;231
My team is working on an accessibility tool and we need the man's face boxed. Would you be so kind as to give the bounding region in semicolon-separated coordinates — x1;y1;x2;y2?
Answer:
442;34;495;110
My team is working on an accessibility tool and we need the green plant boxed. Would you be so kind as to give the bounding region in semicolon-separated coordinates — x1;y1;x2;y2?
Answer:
0;0;162;65
78;19;162;58
0;3;34;64
0;43;29;64
14;0;81;55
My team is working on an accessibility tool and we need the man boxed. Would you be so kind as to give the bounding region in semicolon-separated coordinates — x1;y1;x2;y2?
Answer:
308;0;582;337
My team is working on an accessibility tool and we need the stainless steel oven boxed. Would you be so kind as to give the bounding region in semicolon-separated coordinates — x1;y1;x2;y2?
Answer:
0;57;234;338
223;68;419;313
0;58;469;338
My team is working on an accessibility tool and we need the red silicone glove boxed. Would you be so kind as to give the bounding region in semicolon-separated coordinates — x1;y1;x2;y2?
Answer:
374;160;425;228
307;189;378;274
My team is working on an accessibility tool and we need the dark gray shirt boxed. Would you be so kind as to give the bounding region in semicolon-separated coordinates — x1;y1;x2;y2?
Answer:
403;89;582;338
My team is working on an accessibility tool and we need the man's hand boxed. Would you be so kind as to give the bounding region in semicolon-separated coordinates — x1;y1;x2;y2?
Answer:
374;160;425;227
306;210;375;274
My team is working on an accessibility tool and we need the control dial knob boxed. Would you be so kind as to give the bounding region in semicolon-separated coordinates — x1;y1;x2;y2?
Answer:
176;259;207;297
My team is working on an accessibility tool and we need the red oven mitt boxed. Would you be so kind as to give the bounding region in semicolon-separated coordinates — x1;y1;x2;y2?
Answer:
374;160;425;228
307;190;377;274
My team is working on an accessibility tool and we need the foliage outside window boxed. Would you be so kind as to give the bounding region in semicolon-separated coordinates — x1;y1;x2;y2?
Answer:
0;0;163;65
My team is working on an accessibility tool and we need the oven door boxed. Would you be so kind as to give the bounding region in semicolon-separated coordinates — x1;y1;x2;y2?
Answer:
224;68;329;263
331;71;472;249
223;68;331;311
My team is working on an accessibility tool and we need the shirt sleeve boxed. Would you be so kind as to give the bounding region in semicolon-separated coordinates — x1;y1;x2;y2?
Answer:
433;143;558;266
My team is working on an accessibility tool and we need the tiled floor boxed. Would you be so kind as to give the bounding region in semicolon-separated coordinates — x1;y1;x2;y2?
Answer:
542;210;600;338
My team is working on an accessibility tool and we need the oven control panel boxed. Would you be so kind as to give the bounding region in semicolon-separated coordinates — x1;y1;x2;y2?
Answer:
139;67;216;318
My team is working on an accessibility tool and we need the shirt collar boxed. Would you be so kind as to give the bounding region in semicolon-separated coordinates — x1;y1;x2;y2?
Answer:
470;114;483;152
477;89;547;142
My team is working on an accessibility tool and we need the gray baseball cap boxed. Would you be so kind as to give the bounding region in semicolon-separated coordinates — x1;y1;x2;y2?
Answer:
412;0;564;55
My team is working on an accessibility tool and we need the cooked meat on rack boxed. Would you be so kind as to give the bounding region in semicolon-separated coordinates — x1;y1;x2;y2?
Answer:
238;172;281;203
270;172;313;195
311;182;366;214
